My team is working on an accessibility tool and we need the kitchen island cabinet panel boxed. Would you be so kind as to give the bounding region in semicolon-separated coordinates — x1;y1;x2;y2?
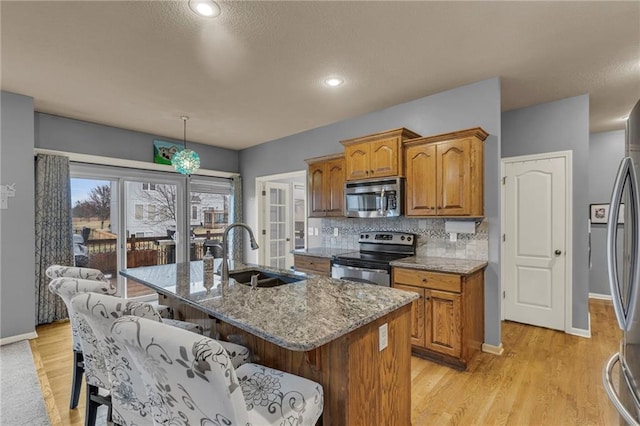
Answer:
163;296;412;426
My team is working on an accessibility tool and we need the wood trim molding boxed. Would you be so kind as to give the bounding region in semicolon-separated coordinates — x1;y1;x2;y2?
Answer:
589;292;613;301
481;342;504;355
340;127;421;146
0;331;38;346
304;152;344;164
403;127;489;147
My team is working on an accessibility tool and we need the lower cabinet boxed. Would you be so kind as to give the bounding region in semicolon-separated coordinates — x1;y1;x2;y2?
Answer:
293;254;332;277
392;267;484;370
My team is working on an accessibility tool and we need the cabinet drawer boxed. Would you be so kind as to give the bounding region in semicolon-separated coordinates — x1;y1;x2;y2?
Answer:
393;268;461;293
294;255;331;275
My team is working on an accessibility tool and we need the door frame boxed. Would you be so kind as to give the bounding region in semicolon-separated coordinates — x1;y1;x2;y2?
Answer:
255;170;307;267
500;150;573;334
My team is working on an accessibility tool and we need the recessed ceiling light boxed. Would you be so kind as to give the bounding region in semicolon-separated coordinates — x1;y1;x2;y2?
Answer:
325;77;344;87
189;0;221;17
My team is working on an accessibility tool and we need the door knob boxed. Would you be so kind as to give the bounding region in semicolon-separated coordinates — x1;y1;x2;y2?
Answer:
554;249;562;256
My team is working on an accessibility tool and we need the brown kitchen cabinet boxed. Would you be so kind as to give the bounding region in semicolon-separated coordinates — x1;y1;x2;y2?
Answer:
340;128;421;181
404;127;488;217
305;154;345;217
392;266;484;370
293;254;332;277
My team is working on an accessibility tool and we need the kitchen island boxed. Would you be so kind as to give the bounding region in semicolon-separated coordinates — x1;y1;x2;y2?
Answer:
121;261;417;425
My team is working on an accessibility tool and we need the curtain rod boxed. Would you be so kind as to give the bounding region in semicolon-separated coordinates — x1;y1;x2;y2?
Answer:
33;148;239;179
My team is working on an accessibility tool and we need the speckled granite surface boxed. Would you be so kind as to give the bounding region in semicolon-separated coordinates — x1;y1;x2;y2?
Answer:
390;256;487;275
121;261;417;351
292;247;355;258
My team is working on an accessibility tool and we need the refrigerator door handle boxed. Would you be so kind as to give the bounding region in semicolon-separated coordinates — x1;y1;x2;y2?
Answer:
603;352;640;426
607;157;640;331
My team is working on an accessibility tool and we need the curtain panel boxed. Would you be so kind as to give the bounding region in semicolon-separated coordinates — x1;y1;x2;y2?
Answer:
230;175;243;261
35;154;74;325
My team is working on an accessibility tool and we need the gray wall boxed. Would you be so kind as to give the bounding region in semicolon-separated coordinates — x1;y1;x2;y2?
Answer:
589;130;626;295
35;113;240;173
502;94;590;331
1;91;36;340
0;104;240;341
240;78;503;347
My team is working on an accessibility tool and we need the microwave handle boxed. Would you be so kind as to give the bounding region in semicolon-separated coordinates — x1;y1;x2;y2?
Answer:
380;188;387;215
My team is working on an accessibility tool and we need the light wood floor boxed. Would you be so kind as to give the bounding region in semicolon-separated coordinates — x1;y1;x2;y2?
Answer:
30;299;621;425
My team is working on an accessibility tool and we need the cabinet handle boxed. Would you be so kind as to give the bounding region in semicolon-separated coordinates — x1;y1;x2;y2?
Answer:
370;170;374;174
422;278;427;282
425;295;430;300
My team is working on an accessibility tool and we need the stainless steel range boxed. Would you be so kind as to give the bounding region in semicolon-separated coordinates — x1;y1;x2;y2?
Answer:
331;231;416;286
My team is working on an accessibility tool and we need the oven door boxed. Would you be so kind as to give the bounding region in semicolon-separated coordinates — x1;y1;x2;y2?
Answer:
331;263;390;286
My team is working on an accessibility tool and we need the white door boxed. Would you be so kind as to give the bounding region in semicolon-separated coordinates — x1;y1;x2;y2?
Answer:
263;182;291;269
503;156;568;330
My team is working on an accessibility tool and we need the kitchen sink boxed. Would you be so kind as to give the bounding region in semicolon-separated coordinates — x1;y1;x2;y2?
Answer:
229;269;303;288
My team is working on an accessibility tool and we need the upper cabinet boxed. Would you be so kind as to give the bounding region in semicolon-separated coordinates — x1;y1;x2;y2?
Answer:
340;128;421;181
305;154;345;218
404;127;488;217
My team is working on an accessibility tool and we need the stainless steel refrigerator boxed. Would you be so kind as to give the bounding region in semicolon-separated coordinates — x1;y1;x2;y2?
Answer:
603;97;640;425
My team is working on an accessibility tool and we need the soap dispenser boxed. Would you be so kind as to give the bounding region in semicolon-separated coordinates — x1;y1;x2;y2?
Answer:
203;247;214;290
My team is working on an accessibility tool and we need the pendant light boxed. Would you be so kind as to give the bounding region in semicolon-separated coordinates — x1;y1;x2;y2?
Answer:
171;115;200;176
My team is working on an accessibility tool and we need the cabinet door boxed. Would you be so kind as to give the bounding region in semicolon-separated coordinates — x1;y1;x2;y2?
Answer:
405;144;437;216
425;289;461;357
344;142;370;181
436;139;472;215
308;162;326;217
325;158;345;216
394;284;425;347
370;137;399;178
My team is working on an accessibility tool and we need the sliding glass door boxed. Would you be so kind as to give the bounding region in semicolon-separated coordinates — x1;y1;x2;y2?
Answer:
70;164;187;299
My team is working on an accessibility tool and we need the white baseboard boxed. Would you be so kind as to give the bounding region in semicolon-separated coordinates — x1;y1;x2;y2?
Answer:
567;313;591;338
0;331;38;346
589;292;612;301
482;342;504;355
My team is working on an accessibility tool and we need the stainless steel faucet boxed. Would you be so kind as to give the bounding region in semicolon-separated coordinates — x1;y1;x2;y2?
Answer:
219;222;259;282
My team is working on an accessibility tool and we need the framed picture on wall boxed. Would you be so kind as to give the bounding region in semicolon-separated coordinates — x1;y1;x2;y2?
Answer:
153;140;184;165
590;203;624;224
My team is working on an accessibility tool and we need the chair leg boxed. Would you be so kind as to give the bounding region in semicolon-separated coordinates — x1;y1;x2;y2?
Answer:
70;349;84;409
85;385;98;426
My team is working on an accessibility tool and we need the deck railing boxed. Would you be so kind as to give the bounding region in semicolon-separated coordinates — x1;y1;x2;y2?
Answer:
84;232;224;275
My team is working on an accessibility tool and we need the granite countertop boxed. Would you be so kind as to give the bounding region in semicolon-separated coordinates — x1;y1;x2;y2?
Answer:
121;261;417;352
390;255;488;275
292;247;355;258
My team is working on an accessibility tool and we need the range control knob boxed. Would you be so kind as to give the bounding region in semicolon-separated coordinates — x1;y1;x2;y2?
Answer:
407;236;412;242
400;236;405;241
365;234;369;239
360;234;364;239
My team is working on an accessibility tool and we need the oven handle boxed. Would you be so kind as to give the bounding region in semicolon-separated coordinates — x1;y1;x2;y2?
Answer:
332;264;389;275
380;188;388;216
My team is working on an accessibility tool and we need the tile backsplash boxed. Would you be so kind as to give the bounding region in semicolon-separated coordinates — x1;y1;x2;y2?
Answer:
307;216;488;261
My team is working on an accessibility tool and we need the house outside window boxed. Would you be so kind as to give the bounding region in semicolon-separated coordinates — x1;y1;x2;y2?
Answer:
135;204;144;220
192;205;198;220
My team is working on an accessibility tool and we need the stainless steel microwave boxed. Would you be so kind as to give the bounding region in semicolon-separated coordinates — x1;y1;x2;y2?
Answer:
344;177;403;218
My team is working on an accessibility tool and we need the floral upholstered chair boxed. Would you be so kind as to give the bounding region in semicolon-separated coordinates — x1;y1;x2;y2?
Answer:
47;276;117;410
46;264;175;319
72;293;252;426
111;315;324;426
46;265;111;283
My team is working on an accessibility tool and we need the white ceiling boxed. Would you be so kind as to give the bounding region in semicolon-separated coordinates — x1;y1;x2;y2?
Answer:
2;1;639;150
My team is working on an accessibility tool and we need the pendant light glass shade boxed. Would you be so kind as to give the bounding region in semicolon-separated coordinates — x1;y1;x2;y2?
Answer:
172;116;200;175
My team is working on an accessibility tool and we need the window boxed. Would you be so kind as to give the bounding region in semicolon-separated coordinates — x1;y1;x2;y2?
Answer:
192;205;198;220
148;204;157;220
142;182;156;191
135;204;144;220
